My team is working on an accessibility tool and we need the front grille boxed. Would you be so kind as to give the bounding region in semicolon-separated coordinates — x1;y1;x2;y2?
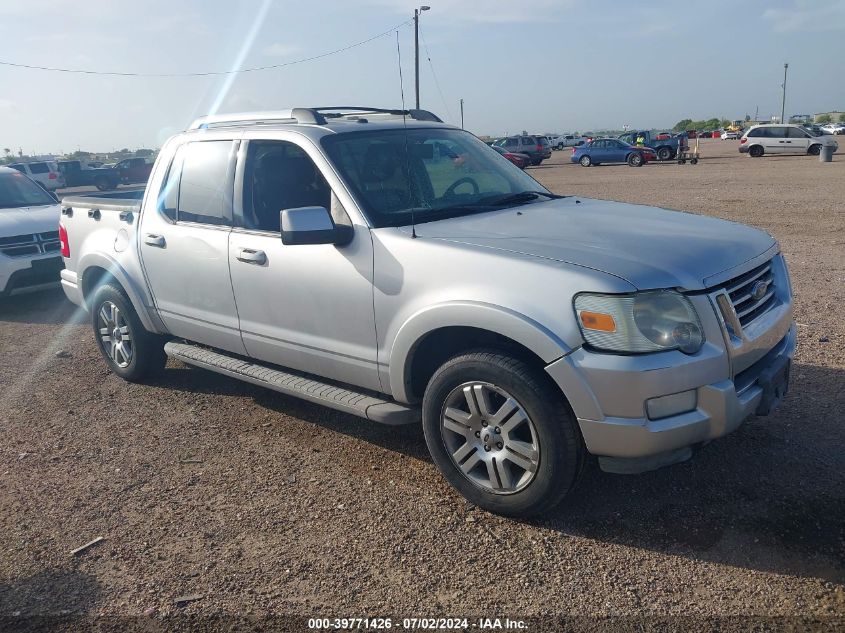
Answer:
0;232;60;258
715;260;778;327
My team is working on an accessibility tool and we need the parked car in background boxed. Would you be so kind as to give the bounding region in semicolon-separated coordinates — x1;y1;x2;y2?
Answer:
7;161;65;191
801;125;827;137
0;166;63;297
493;135;551;166
491;144;529;169
58;106;795;517
58;160;121;191
617;130;680;161
821;123;845;135
551;134;587;149
571;138;655;167
740;124;838;157
697;131;713;139
655;132;673;140
115;157;154;184
721;131;740;140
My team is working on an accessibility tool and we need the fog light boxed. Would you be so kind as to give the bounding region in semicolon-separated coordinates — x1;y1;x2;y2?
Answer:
646;390;697;420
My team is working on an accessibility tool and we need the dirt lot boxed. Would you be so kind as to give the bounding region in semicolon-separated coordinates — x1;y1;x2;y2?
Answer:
1;139;843;629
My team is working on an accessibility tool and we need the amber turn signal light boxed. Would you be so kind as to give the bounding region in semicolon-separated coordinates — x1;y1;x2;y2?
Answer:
579;311;616;332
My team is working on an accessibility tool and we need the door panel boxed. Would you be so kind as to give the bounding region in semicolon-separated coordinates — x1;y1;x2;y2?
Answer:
766;127;788;153
786;127;810;153
228;139;380;391
140;138;247;354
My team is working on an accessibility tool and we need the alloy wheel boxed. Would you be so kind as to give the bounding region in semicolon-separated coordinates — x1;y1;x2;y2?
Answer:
440;382;540;494
98;301;133;368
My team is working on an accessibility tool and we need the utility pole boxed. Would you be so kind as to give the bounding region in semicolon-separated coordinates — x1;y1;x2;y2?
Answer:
781;63;788;124
460;99;464;129
414;6;430;109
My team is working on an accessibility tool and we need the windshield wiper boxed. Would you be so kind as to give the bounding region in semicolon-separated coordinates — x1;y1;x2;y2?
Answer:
478;191;566;206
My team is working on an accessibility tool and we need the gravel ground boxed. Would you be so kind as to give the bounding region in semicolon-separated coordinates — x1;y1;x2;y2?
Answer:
1;140;843;629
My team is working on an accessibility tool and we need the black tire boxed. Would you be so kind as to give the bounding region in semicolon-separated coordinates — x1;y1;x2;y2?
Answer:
628;152;644;167
422;350;584;517
95;177;116;191
656;146;672;161
579;155;592;167
690;157;699;165
749;145;764;158
90;282;166;382
808;144;821;156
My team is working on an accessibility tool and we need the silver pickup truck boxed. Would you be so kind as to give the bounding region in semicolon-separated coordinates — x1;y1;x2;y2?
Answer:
59;107;795;516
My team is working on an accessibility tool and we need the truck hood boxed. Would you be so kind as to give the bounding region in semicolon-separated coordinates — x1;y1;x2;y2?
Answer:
410;197;777;290
0;204;62;237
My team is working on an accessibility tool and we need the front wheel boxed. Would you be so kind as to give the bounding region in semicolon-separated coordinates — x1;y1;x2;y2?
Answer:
656;147;672;161
91;283;166;382
808;144;821;156
628;152;644;167
579;155;592;167
422;350;584;517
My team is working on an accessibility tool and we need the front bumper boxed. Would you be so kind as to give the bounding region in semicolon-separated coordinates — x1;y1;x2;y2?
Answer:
570;326;794;460
0;255;63;296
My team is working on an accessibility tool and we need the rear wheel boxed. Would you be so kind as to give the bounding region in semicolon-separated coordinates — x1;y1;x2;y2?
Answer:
656;146;673;161
422;350;584;517
749;145;764;158
808;144;821;156
90;283;166;382
95;177;115;191
628;152;644;167
579;155;592;167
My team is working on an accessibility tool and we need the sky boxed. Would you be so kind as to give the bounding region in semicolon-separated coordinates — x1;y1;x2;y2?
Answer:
0;0;843;154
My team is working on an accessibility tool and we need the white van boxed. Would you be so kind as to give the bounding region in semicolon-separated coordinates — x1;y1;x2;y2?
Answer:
739;124;838;157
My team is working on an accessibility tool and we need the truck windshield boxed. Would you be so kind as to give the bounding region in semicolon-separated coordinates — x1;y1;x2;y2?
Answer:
321;128;552;228
0;171;55;209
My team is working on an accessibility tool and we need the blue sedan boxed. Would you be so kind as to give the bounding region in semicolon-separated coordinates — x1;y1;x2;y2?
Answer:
570;138;656;167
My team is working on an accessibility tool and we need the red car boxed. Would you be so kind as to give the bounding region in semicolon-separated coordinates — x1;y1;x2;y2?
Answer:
491;144;530;169
115;157;153;185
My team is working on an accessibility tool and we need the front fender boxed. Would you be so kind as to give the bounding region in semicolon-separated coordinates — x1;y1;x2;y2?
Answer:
388;300;572;403
78;251;166;334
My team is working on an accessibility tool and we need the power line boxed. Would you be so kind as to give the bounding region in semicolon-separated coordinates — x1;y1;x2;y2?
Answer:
418;25;453;124
0;19;413;78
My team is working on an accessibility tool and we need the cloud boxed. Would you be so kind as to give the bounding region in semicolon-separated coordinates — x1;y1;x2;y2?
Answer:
367;0;574;24
0;98;16;111
763;0;845;32
262;42;300;57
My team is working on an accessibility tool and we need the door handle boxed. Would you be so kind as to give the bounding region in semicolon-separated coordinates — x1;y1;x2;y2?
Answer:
236;248;267;265
144;234;166;248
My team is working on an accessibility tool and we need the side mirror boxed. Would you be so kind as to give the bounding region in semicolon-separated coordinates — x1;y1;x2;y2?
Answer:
280;206;353;246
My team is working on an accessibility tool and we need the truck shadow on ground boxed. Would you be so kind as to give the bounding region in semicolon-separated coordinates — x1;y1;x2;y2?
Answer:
152;361;844;583
0;288;82;326
0;567;101;617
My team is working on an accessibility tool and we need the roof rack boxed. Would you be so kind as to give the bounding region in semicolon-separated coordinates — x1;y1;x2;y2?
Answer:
187;106;443;130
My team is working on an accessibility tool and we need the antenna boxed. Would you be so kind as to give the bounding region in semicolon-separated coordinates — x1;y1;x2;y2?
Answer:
396;30;417;238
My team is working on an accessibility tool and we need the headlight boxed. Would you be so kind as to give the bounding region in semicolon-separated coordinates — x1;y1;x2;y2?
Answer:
574;291;704;354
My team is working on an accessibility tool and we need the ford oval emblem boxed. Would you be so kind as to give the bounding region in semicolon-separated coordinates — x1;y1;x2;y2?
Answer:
751;280;769;301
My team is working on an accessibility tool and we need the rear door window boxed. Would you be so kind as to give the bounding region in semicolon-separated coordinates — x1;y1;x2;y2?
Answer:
176;141;236;226
29;163;49;174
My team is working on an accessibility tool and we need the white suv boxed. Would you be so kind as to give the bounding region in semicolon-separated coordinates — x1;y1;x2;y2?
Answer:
0;167;63;296
739;124;838;157
8;160;66;191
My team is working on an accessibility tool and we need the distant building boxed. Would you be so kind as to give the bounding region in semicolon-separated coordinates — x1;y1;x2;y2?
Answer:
814;111;844;122
789;114;811;123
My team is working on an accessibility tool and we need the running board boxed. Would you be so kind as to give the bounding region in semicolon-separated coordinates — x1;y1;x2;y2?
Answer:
164;341;419;426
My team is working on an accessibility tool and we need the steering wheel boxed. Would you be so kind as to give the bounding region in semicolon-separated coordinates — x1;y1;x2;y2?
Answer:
443;177;480;198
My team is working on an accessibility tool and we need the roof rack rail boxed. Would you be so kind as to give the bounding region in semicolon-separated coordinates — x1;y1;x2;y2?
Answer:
187;108;328;130
187;106;443;130
311;106;443;123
